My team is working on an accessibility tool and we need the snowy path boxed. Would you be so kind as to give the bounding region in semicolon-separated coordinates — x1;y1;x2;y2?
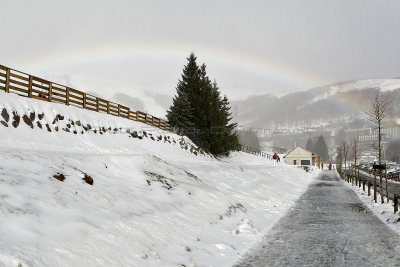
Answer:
234;171;400;266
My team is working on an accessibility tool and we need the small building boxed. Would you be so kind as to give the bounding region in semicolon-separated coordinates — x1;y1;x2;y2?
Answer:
283;146;320;167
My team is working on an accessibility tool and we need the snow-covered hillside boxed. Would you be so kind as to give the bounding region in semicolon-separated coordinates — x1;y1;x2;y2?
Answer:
307;78;400;103
234;78;400;130
0;91;318;266
326;79;400;92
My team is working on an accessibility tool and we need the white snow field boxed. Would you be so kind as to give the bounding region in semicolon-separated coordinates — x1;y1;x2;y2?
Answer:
0;91;318;267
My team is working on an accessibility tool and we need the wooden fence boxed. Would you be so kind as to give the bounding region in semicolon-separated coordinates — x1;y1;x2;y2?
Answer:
339;166;399;214
240;145;272;159
0;64;169;131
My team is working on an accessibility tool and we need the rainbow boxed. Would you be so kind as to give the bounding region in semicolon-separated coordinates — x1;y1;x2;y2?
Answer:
10;40;398;127
12;40;327;93
300;84;400;128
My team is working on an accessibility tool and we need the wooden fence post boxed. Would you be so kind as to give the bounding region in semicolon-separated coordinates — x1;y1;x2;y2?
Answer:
118;105;121;116
107;101;110;114
385;164;389;203
96;98;99;112
83;93;86;109
368;182;371;196
351;165;354;185
28;76;33;97
136;111;139;121
374;171;377;203
5;68;10;93
355;167;358;186
152;117;154;126
66;87;70;105
48;82;52;102
144;114;148;124
394;194;398;214
380;173;384;204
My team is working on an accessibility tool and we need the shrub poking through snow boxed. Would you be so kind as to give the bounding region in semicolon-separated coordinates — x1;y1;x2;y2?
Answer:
185;171;201;182
144;171;176;190
53;173;66;182
219;203;247;220
83;174;94;185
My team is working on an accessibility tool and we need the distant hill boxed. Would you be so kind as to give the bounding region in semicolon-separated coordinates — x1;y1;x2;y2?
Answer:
233;79;400;130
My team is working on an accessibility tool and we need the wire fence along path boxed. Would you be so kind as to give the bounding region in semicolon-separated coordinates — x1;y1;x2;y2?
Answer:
0;64;169;131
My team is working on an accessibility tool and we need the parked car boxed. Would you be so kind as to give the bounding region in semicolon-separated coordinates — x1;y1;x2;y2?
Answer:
387;166;400;181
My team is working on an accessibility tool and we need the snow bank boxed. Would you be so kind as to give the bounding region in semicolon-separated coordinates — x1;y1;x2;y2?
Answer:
0;91;318;266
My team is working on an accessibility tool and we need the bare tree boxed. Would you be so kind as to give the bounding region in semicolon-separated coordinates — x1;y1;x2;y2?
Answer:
352;137;359;167
364;89;392;165
351;137;360;185
336;145;343;165
342;141;350;170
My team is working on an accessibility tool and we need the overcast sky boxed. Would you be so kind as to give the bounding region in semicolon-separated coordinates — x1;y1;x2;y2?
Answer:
1;0;400;100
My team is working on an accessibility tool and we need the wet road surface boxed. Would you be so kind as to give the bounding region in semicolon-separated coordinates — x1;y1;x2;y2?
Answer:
234;171;400;267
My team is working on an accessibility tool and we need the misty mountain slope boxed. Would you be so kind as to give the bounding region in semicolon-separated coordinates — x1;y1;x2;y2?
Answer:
112;92;172;118
38;72;171;119
234;79;400;129
0;91;318;266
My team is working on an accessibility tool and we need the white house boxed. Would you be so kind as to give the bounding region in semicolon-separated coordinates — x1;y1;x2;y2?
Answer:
283;146;320;166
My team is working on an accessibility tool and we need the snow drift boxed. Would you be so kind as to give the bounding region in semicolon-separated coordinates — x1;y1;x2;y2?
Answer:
0;91;318;266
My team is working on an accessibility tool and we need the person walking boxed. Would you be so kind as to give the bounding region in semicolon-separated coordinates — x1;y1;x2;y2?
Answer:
273;153;279;167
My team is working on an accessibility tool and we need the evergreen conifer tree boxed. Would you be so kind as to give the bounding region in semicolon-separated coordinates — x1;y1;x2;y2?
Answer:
306;137;314;152
166;91;193;135
167;53;200;139
167;53;239;156
315;135;329;161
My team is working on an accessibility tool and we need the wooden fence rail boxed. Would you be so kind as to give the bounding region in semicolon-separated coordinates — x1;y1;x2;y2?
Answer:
240;145;272;159
0;64;169;131
339;166;399;214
